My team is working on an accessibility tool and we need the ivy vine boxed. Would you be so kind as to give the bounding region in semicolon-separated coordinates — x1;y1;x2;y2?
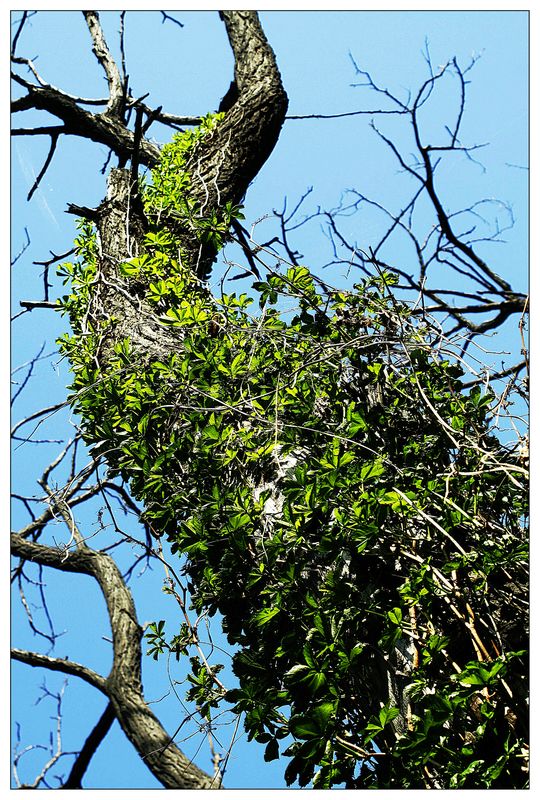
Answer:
57;118;528;789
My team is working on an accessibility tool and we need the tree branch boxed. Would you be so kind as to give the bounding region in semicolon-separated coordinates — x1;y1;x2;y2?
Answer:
11;11;36;56
27;130;60;200
11;647;107;694
126;100;201;129
61;702;116;789
12;82;161;167
187;11;288;214
161;12;184;28
15;300;56;316
83;11;125;119
10;524;215;788
11;226;30;266
12;125;65;137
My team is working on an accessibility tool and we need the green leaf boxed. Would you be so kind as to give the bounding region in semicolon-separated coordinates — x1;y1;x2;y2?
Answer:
289;716;320;740
252;606;280;627
306;671;327;693
264;738;280;762
360;458;385;481
387;607;403;625
284;664;310;683
379;704;400;727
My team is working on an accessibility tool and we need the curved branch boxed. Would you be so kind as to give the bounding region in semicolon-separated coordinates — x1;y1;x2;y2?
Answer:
11;647;107;694
185;10;288;213
10;528;215;789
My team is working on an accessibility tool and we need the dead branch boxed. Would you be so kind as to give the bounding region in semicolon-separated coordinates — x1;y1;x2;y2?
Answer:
11;227;31;266
83;11;125;120
11;79;161;167
11;11;36;57
27;130;61;200
13;681;78;789
161;12;184;28
19;300;58;312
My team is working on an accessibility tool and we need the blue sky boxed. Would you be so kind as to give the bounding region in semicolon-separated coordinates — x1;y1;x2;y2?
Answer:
10;7;528;792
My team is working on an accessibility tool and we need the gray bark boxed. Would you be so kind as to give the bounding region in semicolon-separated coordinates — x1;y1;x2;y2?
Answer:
11;533;217;789
91;9;288;349
12;10;288;789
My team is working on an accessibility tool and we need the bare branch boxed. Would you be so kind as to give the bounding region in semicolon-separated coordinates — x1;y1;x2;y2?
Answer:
11;521;215;789
118;11;128;88
34;247;76;268
461;359;527;389
11;401;67;439
15;570;58;648
286;108;407;120
65;202;100;222
161;11;184;28
12;125;65;137
12;81;161;167
12;648;107;693
10;227;30;266
18;300;58;313
11;342;49;406
83;11;124;119
13;681;79;789
414;141;512;294
62;702;116;788
11;11;37;56
27;130;60;200
126;100;201;129
11;54;49;87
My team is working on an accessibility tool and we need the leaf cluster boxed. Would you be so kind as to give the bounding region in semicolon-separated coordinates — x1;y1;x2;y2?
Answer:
56;125;528;789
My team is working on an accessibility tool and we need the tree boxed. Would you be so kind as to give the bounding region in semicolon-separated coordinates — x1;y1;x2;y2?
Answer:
11;10;528;789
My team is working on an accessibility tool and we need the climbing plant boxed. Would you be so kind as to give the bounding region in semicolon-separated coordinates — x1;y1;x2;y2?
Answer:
12;9;528;790
56;120;528;788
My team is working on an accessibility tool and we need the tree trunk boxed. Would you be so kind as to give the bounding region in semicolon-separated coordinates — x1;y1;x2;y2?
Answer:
91;9;288;343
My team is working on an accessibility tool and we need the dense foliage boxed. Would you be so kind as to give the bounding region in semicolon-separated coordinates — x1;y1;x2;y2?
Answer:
58;118;528;789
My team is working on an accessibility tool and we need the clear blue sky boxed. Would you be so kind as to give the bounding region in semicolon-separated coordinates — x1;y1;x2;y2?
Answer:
11;8;528;791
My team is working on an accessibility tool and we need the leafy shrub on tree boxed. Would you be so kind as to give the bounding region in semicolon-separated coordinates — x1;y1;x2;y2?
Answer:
12;10;528;789
57;120;528;788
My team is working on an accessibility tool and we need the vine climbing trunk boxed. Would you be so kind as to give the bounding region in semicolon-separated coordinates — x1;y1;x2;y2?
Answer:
13;8;529;789
92;9;288;342
57;10;289;789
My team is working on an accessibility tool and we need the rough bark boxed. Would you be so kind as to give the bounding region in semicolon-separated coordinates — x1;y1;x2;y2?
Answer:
186;10;288;211
90;9;288;354
11;81;162;167
12;11;288;788
11;532;216;789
